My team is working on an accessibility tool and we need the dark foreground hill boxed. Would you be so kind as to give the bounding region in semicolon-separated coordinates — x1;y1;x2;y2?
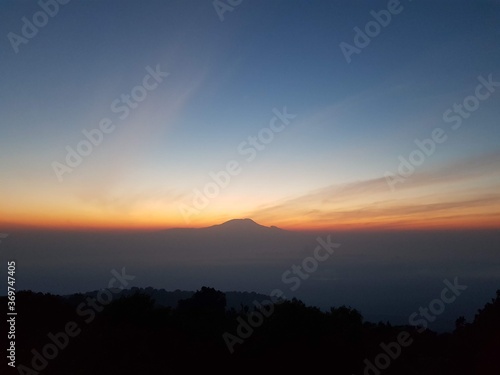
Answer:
1;287;499;374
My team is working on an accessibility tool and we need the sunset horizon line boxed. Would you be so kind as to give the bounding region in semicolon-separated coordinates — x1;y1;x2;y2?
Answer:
3;217;499;233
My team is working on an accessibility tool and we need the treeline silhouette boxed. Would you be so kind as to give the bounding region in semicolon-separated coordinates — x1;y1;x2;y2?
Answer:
1;288;499;374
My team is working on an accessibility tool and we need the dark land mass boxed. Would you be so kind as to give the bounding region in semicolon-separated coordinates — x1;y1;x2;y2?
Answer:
1;287;499;374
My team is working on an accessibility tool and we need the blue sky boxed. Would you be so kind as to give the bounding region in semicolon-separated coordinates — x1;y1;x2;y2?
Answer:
1;0;499;229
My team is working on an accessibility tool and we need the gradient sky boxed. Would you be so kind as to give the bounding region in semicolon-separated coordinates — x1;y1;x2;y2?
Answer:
1;0;500;230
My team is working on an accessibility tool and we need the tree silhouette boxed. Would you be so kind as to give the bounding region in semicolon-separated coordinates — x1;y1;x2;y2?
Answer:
2;288;499;374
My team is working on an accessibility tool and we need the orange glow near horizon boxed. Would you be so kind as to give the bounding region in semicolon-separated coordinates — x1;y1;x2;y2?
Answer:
3;157;500;232
3;209;500;232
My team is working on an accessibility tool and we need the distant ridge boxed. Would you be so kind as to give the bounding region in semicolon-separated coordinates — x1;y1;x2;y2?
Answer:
64;287;272;310
165;218;285;232
153;217;304;261
205;218;285;232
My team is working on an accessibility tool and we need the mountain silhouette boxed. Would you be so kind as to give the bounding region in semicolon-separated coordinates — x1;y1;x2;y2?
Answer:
121;218;312;264
204;218;285;233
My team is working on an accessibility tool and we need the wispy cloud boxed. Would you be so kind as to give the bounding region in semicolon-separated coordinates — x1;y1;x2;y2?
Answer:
247;151;500;229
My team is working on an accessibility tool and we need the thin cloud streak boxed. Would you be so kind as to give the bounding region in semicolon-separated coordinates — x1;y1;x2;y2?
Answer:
247;151;500;229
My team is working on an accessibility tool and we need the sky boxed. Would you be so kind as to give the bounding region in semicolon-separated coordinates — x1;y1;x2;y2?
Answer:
1;0;500;230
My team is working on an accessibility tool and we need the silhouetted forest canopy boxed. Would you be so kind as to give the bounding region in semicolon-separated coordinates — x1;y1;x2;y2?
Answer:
1;287;499;374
